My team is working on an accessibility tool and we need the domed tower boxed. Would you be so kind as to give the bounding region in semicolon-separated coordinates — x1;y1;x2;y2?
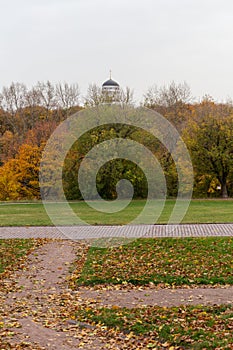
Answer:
102;71;120;103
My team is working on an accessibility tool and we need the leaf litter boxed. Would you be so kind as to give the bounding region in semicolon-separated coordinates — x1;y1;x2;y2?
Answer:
0;238;232;349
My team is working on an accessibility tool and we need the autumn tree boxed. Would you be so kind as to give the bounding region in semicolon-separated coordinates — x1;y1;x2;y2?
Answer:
0;130;21;164
191;95;233;123
143;81;192;131
183;114;233;198
143;81;193;195
0;81;81;163
25;119;59;148
0;143;42;200
0;160;21;200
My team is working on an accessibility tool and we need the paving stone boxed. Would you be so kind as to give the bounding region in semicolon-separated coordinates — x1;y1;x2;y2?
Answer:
0;224;232;239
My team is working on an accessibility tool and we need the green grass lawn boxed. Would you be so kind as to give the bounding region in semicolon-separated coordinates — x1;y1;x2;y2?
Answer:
0;199;233;226
71;236;233;349
76;237;233;287
74;304;233;349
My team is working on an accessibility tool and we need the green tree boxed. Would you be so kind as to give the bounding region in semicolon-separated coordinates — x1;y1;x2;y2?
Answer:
62;126;141;200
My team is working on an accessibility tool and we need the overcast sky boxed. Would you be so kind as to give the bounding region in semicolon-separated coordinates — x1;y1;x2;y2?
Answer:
1;0;233;103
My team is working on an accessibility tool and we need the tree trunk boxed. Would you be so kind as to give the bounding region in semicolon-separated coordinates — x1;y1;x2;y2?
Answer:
221;180;228;198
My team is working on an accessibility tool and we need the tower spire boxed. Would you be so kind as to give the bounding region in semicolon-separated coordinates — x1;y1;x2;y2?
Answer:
110;69;112;79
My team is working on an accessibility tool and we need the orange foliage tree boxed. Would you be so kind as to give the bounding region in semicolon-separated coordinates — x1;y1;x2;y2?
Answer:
0;144;42;200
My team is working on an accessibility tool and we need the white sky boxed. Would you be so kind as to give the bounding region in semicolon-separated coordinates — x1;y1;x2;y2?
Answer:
1;0;233;103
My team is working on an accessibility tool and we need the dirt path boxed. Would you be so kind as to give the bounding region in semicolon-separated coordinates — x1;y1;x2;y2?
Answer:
1;240;106;349
78;285;233;308
0;239;232;349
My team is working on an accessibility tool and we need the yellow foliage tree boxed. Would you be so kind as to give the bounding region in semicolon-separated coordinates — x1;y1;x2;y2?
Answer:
0;160;21;200
0;144;42;200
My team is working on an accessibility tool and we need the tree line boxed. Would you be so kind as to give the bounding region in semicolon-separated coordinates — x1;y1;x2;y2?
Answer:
0;81;232;200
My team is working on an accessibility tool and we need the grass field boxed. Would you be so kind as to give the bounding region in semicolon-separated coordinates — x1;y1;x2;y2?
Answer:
71;236;233;348
74;304;233;349
0;199;233;226
76;237;233;287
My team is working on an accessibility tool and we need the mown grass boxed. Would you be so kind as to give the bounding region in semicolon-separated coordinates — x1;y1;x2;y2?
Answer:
75;304;233;349
77;237;233;286
0;199;233;226
0;203;51;226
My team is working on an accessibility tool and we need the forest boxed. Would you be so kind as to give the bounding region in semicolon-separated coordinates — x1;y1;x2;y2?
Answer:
0;81;232;200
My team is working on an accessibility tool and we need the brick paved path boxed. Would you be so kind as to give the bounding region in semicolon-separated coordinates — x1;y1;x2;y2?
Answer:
0;223;232;239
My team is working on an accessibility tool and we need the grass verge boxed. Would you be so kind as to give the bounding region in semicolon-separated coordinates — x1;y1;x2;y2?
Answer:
76;237;233;287
0;239;34;274
75;304;233;349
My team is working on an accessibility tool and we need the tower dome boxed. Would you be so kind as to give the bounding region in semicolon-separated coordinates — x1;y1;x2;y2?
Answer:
102;78;119;87
102;71;120;103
